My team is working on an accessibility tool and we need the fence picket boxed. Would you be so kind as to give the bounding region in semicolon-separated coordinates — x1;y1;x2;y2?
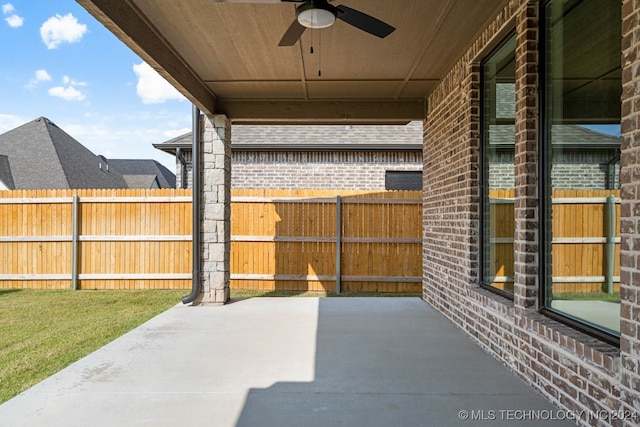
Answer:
4;188;616;294
488;189;621;293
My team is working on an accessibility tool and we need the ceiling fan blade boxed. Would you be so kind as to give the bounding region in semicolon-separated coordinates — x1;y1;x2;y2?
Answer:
279;19;307;46
335;5;395;38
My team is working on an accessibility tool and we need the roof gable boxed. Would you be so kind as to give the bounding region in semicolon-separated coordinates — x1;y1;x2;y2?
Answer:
0;117;128;190
108;159;176;188
0;117;70;188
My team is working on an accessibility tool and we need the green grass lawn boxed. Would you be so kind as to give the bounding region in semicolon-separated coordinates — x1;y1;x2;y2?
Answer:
0;288;419;405
552;291;620;303
0;289;183;404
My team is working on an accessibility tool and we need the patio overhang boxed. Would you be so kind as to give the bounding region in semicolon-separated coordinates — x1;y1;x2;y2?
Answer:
76;0;509;124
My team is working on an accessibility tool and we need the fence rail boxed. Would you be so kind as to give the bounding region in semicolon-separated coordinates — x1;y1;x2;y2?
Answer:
0;189;192;290
1;188;620;294
488;189;621;294
230;189;422;293
0;189;422;293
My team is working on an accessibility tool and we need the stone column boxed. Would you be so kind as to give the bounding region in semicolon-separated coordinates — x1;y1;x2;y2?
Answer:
196;114;231;304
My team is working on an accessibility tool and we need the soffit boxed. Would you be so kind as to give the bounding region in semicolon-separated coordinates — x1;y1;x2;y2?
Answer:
78;0;509;124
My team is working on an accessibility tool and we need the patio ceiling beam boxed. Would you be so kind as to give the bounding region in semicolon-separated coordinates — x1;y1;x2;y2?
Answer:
77;0;217;115
218;100;427;125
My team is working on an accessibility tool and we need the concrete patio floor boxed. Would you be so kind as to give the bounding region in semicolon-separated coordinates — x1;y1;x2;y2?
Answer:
0;297;575;427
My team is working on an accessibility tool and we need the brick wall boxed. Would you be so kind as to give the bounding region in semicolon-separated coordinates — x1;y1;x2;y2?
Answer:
177;150;422;190
422;1;639;425
233;151;421;189
620;0;640;413
490;151;621;190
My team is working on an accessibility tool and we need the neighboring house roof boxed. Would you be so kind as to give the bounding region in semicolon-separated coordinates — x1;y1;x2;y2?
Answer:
551;125;621;148
492;84;620;149
0;117;128;189
0;154;15;190
154;121;424;154
122;174;159;189
490;124;621;149
107;159;176;188
154;132;192;155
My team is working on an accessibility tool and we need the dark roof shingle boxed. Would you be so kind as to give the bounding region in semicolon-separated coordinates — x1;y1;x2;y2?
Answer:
0;154;15;189
0;117;128;189
107;159;176;188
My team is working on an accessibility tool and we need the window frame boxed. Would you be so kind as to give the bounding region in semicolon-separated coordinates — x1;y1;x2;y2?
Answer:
384;170;423;191
537;0;620;347
479;31;517;300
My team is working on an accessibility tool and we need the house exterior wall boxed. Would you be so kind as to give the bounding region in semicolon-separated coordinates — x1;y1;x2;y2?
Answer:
422;1;639;424
620;0;640;412
176;151;193;189
176;151;422;190
232;151;422;189
489;151;621;190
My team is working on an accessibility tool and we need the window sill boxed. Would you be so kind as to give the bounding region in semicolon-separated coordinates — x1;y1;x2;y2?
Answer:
468;287;620;375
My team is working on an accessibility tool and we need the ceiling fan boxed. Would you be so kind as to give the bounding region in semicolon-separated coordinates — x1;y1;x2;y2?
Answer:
278;0;395;46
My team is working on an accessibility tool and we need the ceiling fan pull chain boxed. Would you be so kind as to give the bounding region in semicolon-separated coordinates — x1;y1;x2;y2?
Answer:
318;29;322;77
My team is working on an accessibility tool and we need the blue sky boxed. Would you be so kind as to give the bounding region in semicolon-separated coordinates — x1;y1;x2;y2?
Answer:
0;1;190;170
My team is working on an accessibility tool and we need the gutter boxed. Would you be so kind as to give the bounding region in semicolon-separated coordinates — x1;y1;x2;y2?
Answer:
182;105;201;304
176;147;188;189
605;152;621;190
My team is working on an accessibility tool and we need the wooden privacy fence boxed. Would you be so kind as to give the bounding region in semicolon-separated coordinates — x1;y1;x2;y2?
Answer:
489;189;621;294
0;189;422;293
0;189;192;290
231;189;423;293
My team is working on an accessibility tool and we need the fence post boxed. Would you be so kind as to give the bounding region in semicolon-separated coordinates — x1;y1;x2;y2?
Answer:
71;194;79;291
604;195;616;294
335;195;341;294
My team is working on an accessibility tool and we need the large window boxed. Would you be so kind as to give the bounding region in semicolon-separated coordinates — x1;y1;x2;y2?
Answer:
542;0;621;340
481;35;516;294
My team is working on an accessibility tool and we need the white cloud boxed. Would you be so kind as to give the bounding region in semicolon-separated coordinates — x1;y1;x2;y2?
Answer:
25;69;52;88
40;13;87;49
0;113;26;134
46;74;87;101
35;69;52;81
5;14;22;27
133;62;185;104
2;3;23;28
59;118;179;170
48;86;85;101
62;75;86;86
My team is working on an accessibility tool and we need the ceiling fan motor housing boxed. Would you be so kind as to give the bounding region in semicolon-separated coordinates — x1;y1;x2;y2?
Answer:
296;1;337;29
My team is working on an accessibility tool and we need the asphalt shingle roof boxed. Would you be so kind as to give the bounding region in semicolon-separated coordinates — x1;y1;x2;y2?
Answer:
0;154;14;189
231;121;423;146
489;124;621;147
154;121;424;153
0;117;128;189
107;159;176;188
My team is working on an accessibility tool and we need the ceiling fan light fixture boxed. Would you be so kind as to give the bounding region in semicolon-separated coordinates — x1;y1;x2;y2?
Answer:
296;4;336;29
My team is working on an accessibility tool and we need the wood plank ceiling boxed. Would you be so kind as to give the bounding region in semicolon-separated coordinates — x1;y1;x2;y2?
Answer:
78;0;509;124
